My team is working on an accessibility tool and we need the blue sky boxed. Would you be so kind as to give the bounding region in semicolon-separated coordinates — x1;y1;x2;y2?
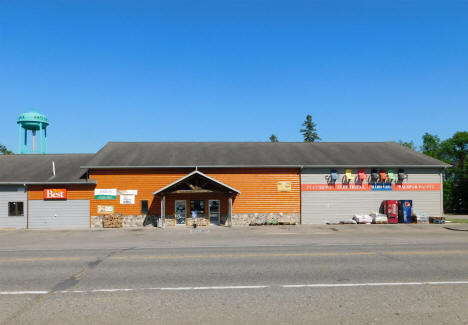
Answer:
1;0;467;153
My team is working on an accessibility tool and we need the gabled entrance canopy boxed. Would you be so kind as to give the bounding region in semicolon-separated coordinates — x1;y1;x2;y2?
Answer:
153;170;240;197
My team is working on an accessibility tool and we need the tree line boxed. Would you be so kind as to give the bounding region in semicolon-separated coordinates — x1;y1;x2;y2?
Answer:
397;132;467;212
419;132;467;213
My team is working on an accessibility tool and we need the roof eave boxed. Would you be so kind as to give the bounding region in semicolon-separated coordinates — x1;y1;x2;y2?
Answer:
82;164;449;169
0;180;97;185
153;171;241;195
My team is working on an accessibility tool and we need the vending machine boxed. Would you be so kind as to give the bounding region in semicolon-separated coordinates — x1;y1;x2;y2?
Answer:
398;200;413;223
383;200;399;224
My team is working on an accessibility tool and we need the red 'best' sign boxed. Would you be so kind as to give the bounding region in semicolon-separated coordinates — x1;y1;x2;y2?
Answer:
44;189;67;200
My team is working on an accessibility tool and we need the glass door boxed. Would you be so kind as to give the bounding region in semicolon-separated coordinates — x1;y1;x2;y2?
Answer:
190;200;205;218
175;200;186;225
209;200;220;225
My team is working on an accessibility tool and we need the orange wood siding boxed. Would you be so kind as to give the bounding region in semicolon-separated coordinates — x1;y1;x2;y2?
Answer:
201;168;300;213
28;185;95;200
88;168;300;215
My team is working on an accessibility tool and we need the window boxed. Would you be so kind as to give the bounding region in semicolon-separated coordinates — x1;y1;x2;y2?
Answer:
141;200;149;214
8;202;24;217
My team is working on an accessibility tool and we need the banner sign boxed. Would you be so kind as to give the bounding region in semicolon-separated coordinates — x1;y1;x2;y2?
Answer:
120;195;135;204
393;183;440;191
301;183;440;192
118;190;138;195
44;188;67;200
370;183;393;191
94;189;117;200
97;205;114;214
301;184;368;191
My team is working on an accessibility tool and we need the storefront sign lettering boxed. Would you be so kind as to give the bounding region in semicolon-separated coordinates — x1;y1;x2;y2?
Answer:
43;188;67;199
120;195;135;204
95;189;117;200
301;183;441;192
118;190;138;195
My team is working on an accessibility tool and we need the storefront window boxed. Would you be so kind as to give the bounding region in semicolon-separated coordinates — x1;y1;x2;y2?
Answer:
141;200;148;214
8;202;24;217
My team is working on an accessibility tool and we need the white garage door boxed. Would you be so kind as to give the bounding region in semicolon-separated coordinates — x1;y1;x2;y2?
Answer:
29;200;90;229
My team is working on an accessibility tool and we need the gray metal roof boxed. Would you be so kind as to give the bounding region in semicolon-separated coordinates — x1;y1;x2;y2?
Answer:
0;154;96;184
83;142;450;168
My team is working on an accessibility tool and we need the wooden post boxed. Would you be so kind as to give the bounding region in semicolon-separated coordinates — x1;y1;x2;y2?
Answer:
228;197;233;227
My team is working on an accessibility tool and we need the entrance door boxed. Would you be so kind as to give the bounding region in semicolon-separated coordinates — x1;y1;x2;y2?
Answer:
209;200;220;225
190;200;205;219
175;200;186;225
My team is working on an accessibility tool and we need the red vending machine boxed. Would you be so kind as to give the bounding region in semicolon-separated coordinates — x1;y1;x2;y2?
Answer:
384;200;399;224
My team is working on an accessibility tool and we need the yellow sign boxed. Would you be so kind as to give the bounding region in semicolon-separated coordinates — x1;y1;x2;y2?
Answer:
277;181;292;192
98;205;114;214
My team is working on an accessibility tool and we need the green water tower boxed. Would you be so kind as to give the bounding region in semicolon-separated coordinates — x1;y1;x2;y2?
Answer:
17;111;49;154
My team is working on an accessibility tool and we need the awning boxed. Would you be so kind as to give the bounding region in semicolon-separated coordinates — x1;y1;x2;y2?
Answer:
153;171;240;196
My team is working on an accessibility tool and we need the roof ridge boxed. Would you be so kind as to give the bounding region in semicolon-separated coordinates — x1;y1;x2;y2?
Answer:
105;141;396;144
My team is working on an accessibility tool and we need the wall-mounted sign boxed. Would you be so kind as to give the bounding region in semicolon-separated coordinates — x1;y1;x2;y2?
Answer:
44;188;67;200
94;189;117;200
120;195;135;204
118;190;138;195
301;183;441;192
302;184;368;191
277;181;292;192
370;183;393;191
97;205;114;214
394;183;440;191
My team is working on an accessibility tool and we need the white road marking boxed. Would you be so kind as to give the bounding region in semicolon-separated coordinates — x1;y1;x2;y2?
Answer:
2;281;468;295
158;285;269;291
282;281;468;288
0;291;48;295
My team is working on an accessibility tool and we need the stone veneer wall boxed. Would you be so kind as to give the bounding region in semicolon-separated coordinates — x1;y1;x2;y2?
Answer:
91;215;149;228
231;213;300;226
91;212;301;228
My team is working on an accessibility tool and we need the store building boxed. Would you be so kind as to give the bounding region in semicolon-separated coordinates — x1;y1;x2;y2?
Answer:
0;142;449;229
0;154;95;229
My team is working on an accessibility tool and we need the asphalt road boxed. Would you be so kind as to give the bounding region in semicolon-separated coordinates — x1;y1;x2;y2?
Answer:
0;225;467;324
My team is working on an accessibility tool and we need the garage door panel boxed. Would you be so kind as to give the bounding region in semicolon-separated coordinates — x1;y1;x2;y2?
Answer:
29;200;90;229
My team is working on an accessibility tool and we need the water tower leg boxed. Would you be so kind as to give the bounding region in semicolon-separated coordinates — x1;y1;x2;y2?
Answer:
18;125;22;154
32;130;36;153
23;129;27;153
44;128;47;154
39;124;43;153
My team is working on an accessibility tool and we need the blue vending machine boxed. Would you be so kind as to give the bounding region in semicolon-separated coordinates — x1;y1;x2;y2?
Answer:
398;200;413;223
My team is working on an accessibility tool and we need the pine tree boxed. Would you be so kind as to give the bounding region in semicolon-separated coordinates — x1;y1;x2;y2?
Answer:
300;115;321;142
